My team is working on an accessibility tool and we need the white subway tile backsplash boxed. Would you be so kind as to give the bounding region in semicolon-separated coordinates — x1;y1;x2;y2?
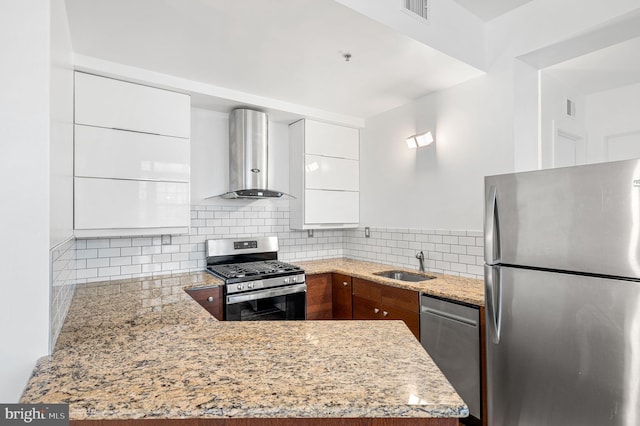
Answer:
87;258;109;268
459;236;475;246
51;238;76;352
98;248;120;258
467;246;484;256
110;256;132;266
467;264;484;275
132;237;152;247
344;226;484;279
77;248;97;259
121;247;142;256
86;239;109;249
121;264;142;275
74;202;484;282
141;246;162;255
110;238;132;248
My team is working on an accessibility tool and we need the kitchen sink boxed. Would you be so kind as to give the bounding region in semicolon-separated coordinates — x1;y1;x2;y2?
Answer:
373;270;436;282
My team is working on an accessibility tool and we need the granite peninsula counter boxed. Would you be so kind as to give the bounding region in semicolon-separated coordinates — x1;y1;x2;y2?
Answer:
21;271;467;425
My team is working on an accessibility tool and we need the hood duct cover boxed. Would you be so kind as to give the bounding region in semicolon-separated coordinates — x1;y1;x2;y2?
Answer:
221;108;284;199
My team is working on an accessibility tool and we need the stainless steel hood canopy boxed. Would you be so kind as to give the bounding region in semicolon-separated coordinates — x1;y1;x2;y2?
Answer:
220;108;284;199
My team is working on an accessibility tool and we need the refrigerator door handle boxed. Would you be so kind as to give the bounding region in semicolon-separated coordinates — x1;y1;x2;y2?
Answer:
484;185;501;264
485;264;502;344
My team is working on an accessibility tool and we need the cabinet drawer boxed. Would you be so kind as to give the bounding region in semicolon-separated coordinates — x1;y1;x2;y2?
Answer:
304;120;359;160
352;295;380;320
305;154;359;191
304;190;358;224
75;178;190;230
352;278;383;302
75;72;190;138
75;125;190;182
381;285;419;313
384;306;420;338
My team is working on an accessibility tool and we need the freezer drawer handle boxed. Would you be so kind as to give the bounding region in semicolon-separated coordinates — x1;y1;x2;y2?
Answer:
422;307;477;328
485;264;502;344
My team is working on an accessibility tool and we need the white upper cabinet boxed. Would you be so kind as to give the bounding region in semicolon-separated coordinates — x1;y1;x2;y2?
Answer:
74;72;190;139
289;119;360;230
73;72;191;237
304;120;359;160
304;154;359;191
75;178;190;233
75;125;190;182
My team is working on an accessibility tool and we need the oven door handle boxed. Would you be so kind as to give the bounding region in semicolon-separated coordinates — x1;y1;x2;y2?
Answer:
226;283;307;305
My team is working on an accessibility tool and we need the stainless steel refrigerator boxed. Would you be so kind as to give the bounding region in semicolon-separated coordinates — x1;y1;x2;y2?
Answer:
484;159;640;426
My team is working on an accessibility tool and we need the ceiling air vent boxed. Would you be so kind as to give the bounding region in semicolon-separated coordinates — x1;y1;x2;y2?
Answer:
404;0;428;20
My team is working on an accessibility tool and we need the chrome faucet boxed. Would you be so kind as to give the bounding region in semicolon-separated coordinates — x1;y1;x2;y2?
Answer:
416;251;425;272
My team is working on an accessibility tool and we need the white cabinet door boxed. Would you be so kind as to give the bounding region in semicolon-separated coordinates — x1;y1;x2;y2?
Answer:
75;178;190;232
74;72;190;138
305;154;359;191
304;120;359;160
75;125;190;182
304;190;359;224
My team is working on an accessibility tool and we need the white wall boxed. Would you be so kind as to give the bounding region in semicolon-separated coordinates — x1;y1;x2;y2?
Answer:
358;1;640;231
360;71;513;231
0;0;51;402
540;71;587;168
491;0;640;172
585;83;640;163
50;0;74;247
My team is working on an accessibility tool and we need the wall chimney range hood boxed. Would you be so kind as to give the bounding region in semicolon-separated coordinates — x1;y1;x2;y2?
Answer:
220;108;284;199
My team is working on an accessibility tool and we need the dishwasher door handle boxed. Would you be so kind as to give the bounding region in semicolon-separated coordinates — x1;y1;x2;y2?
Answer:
421;307;478;328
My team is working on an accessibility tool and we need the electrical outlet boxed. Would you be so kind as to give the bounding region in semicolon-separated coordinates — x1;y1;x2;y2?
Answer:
364;227;370;238
307;229;314;237
161;235;172;245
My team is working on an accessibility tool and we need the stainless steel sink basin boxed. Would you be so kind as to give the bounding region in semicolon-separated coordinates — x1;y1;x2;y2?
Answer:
373;270;436;282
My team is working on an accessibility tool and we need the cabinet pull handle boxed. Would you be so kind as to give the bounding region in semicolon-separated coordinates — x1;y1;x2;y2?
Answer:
207;296;214;302
374;308;380;314
383;311;388;317
343;281;348;286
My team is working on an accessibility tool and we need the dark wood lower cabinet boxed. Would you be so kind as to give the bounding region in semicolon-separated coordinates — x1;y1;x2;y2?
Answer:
352;278;420;339
71;418;459;426
331;273;353;319
306;273;333;319
186;286;224;320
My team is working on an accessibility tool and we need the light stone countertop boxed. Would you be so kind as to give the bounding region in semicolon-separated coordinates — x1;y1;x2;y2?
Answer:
21;271;467;420
295;258;484;307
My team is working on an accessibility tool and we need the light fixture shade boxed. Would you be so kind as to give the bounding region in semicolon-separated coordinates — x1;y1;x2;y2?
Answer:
405;131;434;149
406;137;418;148
415;131;434;147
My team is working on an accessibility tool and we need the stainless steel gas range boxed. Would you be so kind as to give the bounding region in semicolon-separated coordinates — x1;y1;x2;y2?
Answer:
205;236;306;321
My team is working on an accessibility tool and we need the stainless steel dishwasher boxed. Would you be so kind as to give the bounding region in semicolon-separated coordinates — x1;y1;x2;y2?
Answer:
420;294;481;419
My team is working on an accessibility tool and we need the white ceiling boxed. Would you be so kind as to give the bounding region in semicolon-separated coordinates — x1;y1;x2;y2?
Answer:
64;0;483;120
451;0;533;21
543;36;640;96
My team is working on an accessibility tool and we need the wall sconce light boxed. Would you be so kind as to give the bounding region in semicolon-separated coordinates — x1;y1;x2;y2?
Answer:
405;131;434;149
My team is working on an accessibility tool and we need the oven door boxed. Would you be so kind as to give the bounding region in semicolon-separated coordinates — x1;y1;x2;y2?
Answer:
225;283;306;321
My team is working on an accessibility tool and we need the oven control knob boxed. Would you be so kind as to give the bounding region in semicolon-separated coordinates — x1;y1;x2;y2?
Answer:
237;283;244;291
284;277;290;284
291;276;297;283
247;282;254;289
